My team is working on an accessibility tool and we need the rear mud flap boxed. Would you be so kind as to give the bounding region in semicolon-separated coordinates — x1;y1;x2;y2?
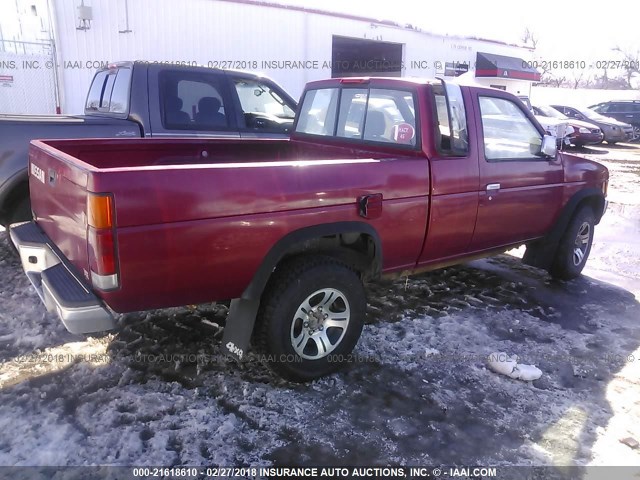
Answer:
221;298;260;362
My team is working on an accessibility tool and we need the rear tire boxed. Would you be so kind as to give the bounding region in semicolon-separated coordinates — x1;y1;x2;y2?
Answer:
8;196;31;225
255;256;366;382
549;207;595;280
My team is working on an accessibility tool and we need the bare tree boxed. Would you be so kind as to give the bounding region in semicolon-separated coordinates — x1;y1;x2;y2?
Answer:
569;72;595;89
612;45;640;89
572;72;584;89
549;76;567;88
521;27;538;49
581;75;594;88
594;68;630;90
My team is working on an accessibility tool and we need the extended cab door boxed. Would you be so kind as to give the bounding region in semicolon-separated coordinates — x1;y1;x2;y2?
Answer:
468;90;564;251
417;82;480;265
147;65;241;138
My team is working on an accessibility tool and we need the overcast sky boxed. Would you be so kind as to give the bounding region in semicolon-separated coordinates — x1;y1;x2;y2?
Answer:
279;0;639;61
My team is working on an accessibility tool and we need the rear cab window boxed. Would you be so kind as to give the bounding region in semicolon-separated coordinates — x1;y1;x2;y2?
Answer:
295;85;418;148
85;67;132;115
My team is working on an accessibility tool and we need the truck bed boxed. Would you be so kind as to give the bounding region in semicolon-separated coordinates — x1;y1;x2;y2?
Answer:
28;138;430;312
41;138;296;168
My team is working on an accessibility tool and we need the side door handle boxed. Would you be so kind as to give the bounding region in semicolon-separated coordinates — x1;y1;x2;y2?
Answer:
486;183;501;192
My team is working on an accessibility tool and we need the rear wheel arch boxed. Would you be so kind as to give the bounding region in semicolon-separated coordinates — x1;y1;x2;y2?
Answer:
220;222;381;363
0;172;30;227
255;254;367;381
242;222;383;302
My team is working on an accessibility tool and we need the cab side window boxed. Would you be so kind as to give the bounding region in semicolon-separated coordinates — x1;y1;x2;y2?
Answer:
479;96;542;161
159;71;229;130
432;83;468;155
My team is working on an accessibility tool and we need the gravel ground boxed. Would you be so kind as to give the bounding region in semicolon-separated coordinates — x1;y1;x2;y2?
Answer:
1;144;639;477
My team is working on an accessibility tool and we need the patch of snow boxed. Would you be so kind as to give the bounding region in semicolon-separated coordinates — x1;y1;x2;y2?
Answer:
487;352;543;381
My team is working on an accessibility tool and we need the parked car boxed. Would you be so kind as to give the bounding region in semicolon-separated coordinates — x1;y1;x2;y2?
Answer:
518;96;573;146
532;105;603;147
0;61;298;228
588;100;640;140
551;104;634;144
11;78;608;381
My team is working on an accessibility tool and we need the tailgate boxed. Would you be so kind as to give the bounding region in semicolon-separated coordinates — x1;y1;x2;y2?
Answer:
28;140;92;283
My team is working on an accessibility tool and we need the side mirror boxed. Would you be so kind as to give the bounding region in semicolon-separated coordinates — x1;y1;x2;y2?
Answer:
540;134;557;158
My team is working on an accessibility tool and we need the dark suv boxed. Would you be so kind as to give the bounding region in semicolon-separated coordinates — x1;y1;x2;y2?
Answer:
589;100;640;140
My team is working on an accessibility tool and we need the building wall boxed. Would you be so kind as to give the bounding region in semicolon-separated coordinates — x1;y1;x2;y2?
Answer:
0;0;537;113
46;0;537;113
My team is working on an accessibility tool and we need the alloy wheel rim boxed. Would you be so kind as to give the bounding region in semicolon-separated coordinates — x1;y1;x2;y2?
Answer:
573;222;591;266
290;288;350;360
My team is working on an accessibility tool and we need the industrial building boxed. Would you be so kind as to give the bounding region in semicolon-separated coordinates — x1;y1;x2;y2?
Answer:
0;0;539;114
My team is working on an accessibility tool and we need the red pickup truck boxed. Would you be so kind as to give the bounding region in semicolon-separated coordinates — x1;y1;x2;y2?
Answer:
11;78;608;381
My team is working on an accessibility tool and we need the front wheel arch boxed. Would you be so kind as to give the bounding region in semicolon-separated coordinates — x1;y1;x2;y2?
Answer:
523;188;605;271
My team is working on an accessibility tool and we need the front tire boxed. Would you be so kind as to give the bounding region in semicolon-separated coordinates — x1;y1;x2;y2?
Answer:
549;207;595;280
256;256;366;382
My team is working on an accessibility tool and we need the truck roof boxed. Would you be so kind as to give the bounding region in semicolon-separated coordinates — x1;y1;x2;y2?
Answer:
304;77;442;90
302;77;509;99
99;60;278;81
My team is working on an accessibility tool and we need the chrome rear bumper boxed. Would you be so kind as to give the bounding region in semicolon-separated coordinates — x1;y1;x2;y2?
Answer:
10;221;116;334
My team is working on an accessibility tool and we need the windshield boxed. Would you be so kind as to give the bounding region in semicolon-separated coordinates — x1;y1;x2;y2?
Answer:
578;107;609;121
537;105;567;119
234;80;295;119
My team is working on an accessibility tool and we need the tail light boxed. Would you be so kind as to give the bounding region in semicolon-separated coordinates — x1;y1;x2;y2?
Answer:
87;193;119;290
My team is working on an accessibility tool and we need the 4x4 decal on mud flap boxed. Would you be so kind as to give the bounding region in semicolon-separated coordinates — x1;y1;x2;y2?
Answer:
225;341;244;360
